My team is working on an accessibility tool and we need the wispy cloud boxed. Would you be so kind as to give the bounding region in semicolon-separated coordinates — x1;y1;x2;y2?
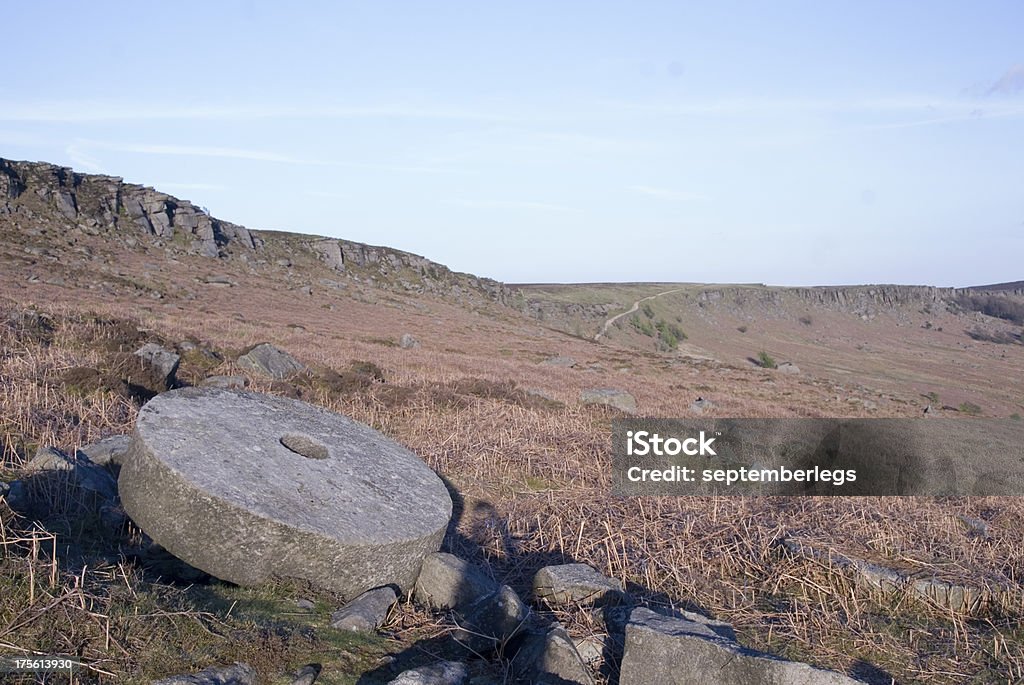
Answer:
988;64;1024;96
0;101;518;124
629;185;707;201
71;139;465;174
65;143;104;173
152;182;227;192
446;198;582;213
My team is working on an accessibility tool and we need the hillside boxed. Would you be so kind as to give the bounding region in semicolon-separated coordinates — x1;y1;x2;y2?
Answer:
2;158;1024;684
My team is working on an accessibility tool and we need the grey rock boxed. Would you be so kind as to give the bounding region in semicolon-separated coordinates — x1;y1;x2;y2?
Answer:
200;375;249;390
135;343;180;388
314;239;345;271
513;625;594;685
330;586;397;631
236;343;306;379
573;637;604;665
689;397;714;415
27;446;117;500
152;662;256;685
540;356;577;368
296;598;316;610
3;480;27;510
399;333;420;350
533;563;624;607
78;435;132;466
619;607;861;685
777;362;801;375
579;389;637;414
56;190;77;219
290;664;322;685
118;388;451;597
387;661;466;685
414;552;529;652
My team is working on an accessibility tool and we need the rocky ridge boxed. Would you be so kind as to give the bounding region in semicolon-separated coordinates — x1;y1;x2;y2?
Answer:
0;157;514;305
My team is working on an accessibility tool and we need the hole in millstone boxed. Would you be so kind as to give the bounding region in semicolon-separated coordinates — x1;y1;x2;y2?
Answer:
280;433;329;460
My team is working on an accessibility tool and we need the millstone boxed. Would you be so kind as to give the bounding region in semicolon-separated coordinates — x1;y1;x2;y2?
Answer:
118;387;452;597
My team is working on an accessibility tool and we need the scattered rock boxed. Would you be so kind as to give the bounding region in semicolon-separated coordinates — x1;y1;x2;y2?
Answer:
200;375;249;390
289;664;322;685
387;661;467;685
540;356;577;368
619;607;861;685
296;598;316;610
512;625;595;685
777;362;801;375
579;389;637;414
533;563;624;607
415;552;530;652
399;333;420;350
236;343;306;379
26;446;117;500
77;434;132;467
330;586;397;631
689;397;714;415
118;388;452;597
152;662;257;685
135;343;181;388
957;514;990;539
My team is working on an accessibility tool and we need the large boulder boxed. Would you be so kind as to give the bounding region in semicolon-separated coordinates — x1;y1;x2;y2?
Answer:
134;343;180;388
414;552;530;652
619;608;862;685
236;343;306;379
580;389;637;414
512;625;594;685
118;388;452;598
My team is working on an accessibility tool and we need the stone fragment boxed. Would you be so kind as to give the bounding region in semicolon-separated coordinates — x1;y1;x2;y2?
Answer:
236;343;306;379
399;333;420;350
118;388;452;597
26;446;117;500
330;586;397;631
200;375;249;390
579;389;637;414
77;434;132;466
134;343;181;388
289;664;322;685
777;362;801;375
512;625;595;685
414;552;529;652
152;662;256;685
540;356;576;368
533;563;624;607
387;661;467;685
619;608;862;685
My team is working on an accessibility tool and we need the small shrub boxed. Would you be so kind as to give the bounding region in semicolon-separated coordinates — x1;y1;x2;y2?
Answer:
757;351;777;369
642;303;655;319
798;315;813;326
631;316;655;337
1011;413;1022;421
924;392;940;404
959;402;983;416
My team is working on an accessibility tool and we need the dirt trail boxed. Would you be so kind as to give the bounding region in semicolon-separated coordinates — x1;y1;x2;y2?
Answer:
593;288;687;341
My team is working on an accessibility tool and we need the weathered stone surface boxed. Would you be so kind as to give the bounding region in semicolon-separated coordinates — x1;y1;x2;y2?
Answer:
236;343;306;379
152;662;256;685
399;333;420;350
289;664;322;685
135;343;180;388
27;446;117;500
619;608;861;685
579;389;637;414
200;375;249;390
512;625;594;685
78;434;132;466
314;239;345;271
119;388;452;597
540;356;576;368
387;661;467;685
330;586;397;631
533;563;624;607
777;362;801;375
414;552;529;651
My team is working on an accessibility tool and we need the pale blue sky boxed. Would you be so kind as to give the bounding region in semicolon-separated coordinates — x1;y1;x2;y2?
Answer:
3;1;1022;286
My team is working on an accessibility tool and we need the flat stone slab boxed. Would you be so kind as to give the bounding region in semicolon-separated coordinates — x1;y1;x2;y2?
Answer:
533;563;624;607
118;388;452;598
331;586;397;631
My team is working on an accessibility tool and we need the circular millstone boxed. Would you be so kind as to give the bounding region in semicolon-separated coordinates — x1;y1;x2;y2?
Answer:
118;387;452;597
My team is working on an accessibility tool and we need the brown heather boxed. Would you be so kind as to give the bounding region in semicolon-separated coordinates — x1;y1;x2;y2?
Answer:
2;270;1024;683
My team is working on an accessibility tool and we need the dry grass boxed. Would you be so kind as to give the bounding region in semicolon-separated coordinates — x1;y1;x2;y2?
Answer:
2;292;1024;684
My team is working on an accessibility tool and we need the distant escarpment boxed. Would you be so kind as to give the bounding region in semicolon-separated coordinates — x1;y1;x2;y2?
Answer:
0;157;514;305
